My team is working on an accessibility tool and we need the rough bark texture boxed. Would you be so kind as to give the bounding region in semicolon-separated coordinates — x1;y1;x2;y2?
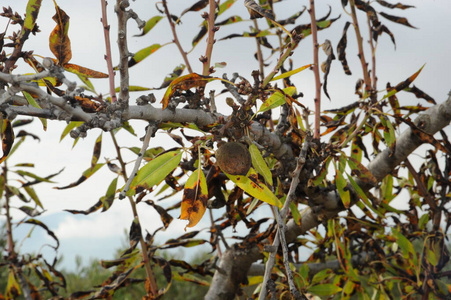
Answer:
204;94;451;299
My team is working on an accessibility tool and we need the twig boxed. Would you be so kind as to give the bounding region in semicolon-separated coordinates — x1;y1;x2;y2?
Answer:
366;14;377;90
162;0;193;73
202;0;217;76
349;0;371;92
119;123;158;199
259;137;310;299
113;123;159;296
115;0;131;105
253;19;265;80
275;208;302;299
308;0;321;140
100;0;117;102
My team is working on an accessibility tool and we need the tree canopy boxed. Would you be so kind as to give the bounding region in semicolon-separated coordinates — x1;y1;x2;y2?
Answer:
0;0;450;299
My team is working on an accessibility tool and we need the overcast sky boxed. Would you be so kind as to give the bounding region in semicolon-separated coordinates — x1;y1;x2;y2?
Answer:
1;0;450;271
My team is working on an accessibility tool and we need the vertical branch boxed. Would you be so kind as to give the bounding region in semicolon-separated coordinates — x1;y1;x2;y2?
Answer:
259;138;309;299
366;15;377;90
162;0;193;73
349;0;371;92
2;164;16;262
253;19;265;80
308;0;321;140
202;0;217;76
110;125;159;296
115;0;130;105
101;0;117;102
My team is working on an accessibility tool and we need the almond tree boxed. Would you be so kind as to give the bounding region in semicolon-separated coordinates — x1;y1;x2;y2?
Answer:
0;0;450;299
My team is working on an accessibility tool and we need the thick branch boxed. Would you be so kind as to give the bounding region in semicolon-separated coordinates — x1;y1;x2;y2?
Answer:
205;94;451;299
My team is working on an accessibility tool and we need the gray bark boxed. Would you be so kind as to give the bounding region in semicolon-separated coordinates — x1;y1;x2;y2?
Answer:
205;94;451;300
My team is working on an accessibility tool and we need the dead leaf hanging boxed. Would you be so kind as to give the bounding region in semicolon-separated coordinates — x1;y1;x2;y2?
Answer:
49;2;72;65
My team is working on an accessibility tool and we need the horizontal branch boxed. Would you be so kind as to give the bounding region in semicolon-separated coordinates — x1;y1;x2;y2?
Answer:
248;251;372;277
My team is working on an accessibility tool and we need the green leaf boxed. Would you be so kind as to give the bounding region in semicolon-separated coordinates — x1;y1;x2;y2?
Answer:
218;0;237;15
392;228;418;267
257;86;296;113
308;284;342;296
101;177;118;212
23;91;47;130
115;85;152;92
5;268;21;299
134;16;164;37
346;173;384;218
335;166;350;208
249;144;273;185
271;64;312;81
129;150;182;194
226;168;282;207
128;44;165;68
23;185;43;209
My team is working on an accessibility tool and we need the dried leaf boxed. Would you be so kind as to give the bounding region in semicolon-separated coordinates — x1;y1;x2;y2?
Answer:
337;22;352;75
49;3;72;65
181;0;208;18
382;64;424;100
322;39;335;100
63;63;108;78
161;73;226;109
376;0;414;10
24;218;59;248
379;11;416;28
180;167;208;229
0;120;14;164
91;133;102;169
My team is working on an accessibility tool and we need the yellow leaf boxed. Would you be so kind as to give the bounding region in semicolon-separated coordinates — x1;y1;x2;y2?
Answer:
226;168;281;207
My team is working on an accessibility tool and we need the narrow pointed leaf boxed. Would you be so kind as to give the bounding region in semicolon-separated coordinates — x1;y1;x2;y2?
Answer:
55;163;104;189
22;91;47;130
24;218;59;248
226;168;282;207
249;144;273;185
379;11;416;28
271;64;312;81
60;121;83;141
22;0;42;39
258;86;296;113
129;150;182;193
128;44;163;68
382;65;425;100
134;16;164;37
335;167;350;208
63;63;108;78
91;133;102;169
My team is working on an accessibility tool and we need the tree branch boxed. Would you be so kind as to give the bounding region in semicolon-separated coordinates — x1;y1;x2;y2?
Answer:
100;0;117;102
205;94;451;299
308;0;321;140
